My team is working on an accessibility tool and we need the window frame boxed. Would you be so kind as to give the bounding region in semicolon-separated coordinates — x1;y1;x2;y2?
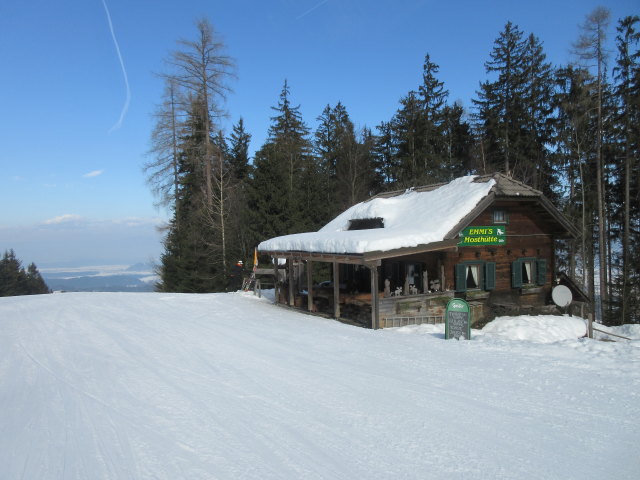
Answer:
492;209;509;224
455;261;496;293
512;257;547;288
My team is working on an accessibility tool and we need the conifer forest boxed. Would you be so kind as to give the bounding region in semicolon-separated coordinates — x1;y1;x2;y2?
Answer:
0;250;49;297
145;10;640;325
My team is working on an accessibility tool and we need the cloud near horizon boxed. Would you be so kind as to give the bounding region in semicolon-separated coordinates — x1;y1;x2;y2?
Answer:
41;215;164;229
83;170;104;178
42;214;85;225
3;215;166;266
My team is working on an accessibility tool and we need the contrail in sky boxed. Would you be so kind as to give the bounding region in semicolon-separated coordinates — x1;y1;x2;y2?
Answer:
296;0;329;20
101;0;130;133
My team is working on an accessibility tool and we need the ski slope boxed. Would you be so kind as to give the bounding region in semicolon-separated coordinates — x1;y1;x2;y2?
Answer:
1;292;638;479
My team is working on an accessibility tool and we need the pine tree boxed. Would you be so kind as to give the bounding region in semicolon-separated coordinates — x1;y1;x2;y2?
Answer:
226;118;255;267
0;250;25;296
441;102;474;179
249;81;318;241
315;104;341;217
26;263;49;294
0;250;49;296
373;121;399;186
417;54;450;182
391;90;424;186
228;118;251;181
612;15;640;323
474;22;527;177
333;114;378;210
521;33;556;195
379;53;468;188
314;102;378;217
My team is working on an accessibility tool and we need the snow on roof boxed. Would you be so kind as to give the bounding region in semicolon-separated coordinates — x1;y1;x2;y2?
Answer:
258;175;496;255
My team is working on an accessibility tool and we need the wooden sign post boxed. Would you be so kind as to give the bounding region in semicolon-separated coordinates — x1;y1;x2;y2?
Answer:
445;298;471;340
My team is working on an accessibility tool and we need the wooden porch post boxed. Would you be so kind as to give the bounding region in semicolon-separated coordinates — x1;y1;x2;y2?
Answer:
370;264;379;330
288;259;294;307
333;261;340;318
273;259;279;304
307;260;314;312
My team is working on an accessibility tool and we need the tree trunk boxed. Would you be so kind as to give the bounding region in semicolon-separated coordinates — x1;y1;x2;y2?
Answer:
595;46;607;322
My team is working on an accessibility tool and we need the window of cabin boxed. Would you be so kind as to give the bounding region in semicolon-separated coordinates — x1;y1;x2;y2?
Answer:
455;262;495;292
521;259;534;285
466;264;481;289
348;218;384;230
493;209;508;224
512;258;547;288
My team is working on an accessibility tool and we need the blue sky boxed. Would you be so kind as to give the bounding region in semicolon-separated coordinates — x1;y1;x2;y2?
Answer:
0;0;635;267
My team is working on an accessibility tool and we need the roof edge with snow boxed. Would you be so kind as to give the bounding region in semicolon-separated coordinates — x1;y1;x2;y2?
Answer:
258;173;578;258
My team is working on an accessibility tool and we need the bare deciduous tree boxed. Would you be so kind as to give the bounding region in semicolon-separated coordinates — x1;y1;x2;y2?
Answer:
165;18;236;280
144;77;184;212
573;6;611;320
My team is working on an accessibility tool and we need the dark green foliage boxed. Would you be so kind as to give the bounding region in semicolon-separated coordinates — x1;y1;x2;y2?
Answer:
442;102;474;178
374;53;472;189
157;97;226;292
229;118;251;181
610;16;640;323
153;19;238;293
314;102;380;219
148;13;640;323
248;81;320;242
226;117;255;267
0;250;50;297
473;23;556;193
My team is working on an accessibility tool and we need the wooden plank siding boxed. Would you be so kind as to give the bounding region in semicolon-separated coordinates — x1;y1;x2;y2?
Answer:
442;203;557;314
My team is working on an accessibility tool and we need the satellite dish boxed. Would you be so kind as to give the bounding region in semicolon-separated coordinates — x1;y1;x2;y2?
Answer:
552;285;573;308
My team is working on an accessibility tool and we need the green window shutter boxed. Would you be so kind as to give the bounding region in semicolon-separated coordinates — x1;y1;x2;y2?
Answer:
536;259;547;286
455;263;467;292
512;260;523;288
484;262;496;290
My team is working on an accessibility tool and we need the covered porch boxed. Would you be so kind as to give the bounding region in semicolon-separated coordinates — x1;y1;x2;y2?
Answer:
264;240;460;329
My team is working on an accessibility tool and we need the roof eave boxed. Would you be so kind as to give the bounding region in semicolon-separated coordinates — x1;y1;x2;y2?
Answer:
260;238;460;264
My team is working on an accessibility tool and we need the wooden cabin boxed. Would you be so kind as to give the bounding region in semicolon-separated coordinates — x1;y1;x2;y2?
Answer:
258;174;580;329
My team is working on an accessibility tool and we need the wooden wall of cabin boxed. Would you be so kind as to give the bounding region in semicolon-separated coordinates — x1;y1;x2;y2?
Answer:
443;203;557;314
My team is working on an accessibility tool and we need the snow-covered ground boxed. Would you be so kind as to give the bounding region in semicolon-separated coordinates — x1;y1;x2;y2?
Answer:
1;292;638;479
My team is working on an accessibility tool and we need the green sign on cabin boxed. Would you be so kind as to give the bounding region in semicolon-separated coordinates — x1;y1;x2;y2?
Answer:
445;298;471;340
458;225;506;246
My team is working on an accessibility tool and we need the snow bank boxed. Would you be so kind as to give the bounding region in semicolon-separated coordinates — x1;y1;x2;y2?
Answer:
594;323;640;341
258;176;495;254
480;315;587;343
391;315;590;344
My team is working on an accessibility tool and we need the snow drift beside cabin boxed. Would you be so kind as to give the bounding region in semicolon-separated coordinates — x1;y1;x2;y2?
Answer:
480;315;587;343
258;175;496;254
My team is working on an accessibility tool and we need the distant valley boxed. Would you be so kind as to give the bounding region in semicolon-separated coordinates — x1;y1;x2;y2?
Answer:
40;263;158;293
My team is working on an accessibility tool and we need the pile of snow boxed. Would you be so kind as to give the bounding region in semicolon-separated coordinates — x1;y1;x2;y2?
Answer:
594;323;640;341
480;315;587;343
258;175;495;254
1;292;638;479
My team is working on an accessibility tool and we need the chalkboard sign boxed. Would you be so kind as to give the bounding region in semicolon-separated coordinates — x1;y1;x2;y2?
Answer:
445;298;471;340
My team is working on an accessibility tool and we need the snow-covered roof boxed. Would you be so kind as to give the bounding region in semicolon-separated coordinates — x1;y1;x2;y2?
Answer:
258;175;496;255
